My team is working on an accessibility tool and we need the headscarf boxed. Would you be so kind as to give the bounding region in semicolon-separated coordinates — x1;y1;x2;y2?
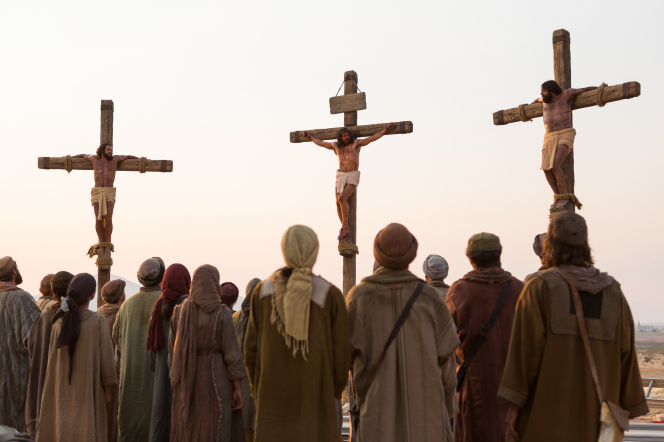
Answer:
220;282;239;308
0;256;16;278
52;273;96;383
147;264;191;352
98;279;126;318
242;278;261;315
270;225;319;358
533;233;547;258
422;254;449;281
50;271;74;300
39;274;54;295
137;257;166;288
549;212;588;246
373;223;418;270
170;265;222;420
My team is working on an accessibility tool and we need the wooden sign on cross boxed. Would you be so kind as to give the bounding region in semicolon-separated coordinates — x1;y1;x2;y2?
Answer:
37;100;174;296
492;29;641;217
290;71;413;296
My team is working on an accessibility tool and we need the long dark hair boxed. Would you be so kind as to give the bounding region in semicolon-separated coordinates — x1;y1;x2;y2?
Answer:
541;80;563;95
337;128;355;147
96;143;112;159
542;235;594;268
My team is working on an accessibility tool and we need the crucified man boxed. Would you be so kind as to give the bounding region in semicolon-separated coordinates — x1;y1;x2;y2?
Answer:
532;80;597;209
73;144;138;255
304;123;394;240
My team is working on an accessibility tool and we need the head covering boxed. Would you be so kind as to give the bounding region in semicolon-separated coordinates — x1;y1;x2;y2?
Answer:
170;265;222;420
137;257;166;287
422;254;449;281
242;278;261;315
549;212;588;246
0;256;16;277
52;273;96;383
533;233;547;258
50;271;75;299
373;223;418;271
466;232;502;253
39;274;54;294
220;282;239;307
372;261;383;274
147;264;191;352
101;279;126;304
270;225;319;358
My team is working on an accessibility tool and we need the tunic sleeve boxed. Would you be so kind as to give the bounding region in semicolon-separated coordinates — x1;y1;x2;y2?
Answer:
244;282;262;393
346;287;365;398
329;287;351;399
219;307;247;381
434;298;460;416
98;315;119;387
619;296;648;418
498;278;548;409
19;292;41;349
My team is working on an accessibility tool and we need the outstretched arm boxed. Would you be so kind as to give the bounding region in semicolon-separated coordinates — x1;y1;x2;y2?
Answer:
303;132;334;150
531;97;543;104
72;154;94;161
357;122;395;147
569;86;597;97
115;155;139;161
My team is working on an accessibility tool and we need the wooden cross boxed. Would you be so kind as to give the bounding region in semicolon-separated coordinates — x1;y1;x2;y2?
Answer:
492;29;641;217
37;100;173;296
291;71;413;296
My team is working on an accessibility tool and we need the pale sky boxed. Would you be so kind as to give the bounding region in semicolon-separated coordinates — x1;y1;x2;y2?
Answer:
2;0;663;319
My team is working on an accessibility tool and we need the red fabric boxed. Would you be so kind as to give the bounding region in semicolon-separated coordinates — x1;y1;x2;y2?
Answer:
147;264;191;351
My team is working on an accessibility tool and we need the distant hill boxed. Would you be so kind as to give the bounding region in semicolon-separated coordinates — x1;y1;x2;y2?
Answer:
91;275;141;310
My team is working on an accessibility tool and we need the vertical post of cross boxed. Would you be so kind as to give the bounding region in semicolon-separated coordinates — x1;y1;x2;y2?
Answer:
551;29;575;215
342;71;358;297
97;100;114;297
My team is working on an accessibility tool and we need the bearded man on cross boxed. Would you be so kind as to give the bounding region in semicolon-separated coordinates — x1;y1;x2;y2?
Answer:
73;144;138;255
304;122;394;240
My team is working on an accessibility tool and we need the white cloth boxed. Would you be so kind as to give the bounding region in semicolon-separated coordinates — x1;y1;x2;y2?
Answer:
423;254;449;280
335;170;360;194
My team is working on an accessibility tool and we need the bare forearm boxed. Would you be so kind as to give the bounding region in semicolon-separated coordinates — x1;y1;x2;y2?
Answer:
117;155;139;161
72;154;90;160
531;98;542;104
571;86;596;96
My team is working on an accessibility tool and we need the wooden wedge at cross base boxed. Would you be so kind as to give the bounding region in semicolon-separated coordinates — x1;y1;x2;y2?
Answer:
493;81;641;125
329;92;367;114
38;157;173;172
290;121;413;143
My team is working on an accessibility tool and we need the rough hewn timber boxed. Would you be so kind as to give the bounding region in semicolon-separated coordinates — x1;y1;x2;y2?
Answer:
38;157;174;172
290;121;413;143
342;71;358;297
330;92;366;114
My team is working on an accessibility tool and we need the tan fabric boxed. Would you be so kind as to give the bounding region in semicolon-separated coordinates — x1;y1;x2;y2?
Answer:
373;223;418;271
541;128;576;170
39;274;54;293
428;280;450;300
36;310;118;442
36;296;56;311
0;256;16;277
271;225;319;358
335;170;360;194
91;187;116;220
348;268;459;442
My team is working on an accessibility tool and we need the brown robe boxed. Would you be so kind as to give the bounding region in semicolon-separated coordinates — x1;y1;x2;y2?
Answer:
446;268;524;442
98;303;121;442
498;269;648;442
36;310;118;442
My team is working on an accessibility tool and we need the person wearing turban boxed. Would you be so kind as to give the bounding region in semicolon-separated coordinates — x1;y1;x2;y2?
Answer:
346;223;459;442
422;254;450;299
26;271;74;436
220;282;239;312
37;273;118;442
500;213;647;442
112;257;165;442
36;274;56;311
0;256;41;432
525;233;549;283
170;265;246;442
243;225;350;442
147;264;190;442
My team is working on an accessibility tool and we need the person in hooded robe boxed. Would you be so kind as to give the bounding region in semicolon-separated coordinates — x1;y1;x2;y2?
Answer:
233;278;261;442
500;213;647;442
169;265;246;442
0;256;41;432
244;225;350;442
221;282;239;312
347;223;459;442
26;271;74;436
36;273;118;442
36;274;56;310
147;264;191;442
97;279;127;442
113;257;166;442
524;233;548;283
423;254;450;299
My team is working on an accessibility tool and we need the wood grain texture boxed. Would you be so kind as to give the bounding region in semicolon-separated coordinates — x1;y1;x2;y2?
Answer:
291;121;413;143
100;100;114;146
344;71;358;127
38;157;173;172
329;92;366;114
492;82;640;125
342;71;358;296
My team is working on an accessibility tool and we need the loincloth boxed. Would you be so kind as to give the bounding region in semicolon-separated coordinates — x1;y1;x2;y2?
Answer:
541;128;576;170
335;170;360;194
91;187;116;220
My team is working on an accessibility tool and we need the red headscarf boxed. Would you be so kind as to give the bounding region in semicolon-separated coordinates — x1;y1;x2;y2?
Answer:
147;263;191;351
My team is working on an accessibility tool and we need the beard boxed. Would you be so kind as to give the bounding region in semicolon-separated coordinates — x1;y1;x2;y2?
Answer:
15;269;23;285
542;93;553;104
103;153;114;161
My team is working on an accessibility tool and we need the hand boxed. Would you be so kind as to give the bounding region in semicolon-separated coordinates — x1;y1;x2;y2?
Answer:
232;388;243;410
505;404;520;440
303;131;312;139
385;122;395;133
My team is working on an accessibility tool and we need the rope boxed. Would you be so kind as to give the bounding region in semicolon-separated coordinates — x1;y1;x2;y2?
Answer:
518;104;529;122
87;242;115;258
595;83;608;107
554;193;583;209
139;157;147;173
96;257;113;269
65;155;72;173
338;242;359;257
335;73;362;97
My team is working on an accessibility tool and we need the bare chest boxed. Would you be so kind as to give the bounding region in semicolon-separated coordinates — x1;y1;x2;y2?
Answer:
543;98;572;129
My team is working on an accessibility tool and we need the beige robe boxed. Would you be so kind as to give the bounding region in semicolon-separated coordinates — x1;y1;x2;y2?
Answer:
37;310;118;442
347;268;459;442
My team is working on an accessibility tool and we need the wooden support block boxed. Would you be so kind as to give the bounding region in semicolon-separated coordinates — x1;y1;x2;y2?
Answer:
38;157;174;172
290;121;413;143
329;92;366;114
493;82;640;125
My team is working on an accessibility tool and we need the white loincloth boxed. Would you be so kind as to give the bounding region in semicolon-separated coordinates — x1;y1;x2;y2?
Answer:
335;170;361;194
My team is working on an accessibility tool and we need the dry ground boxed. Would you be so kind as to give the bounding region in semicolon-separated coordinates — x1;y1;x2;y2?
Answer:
633;333;664;422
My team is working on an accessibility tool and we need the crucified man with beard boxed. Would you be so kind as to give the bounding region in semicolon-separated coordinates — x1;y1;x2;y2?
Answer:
304;123;394;240
73;144;138;255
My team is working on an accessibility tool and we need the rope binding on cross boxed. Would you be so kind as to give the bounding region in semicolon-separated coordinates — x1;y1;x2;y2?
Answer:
139;157;147;174
96;257;113;269
64;155;73;174
87;242;115;258
335;73;362;97
518;104;529;122
595;83;608;107
338;242;359;257
554;193;583;210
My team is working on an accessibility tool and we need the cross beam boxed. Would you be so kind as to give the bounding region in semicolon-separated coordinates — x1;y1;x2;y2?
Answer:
290;122;412;143
38;157;173;172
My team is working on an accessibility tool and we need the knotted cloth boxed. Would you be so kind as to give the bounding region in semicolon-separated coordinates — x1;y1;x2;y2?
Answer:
554;193;583;209
90;187;116;221
147;264;191;351
373;223;418;271
549;211;588;247
269;225;319;359
422;254;449;280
